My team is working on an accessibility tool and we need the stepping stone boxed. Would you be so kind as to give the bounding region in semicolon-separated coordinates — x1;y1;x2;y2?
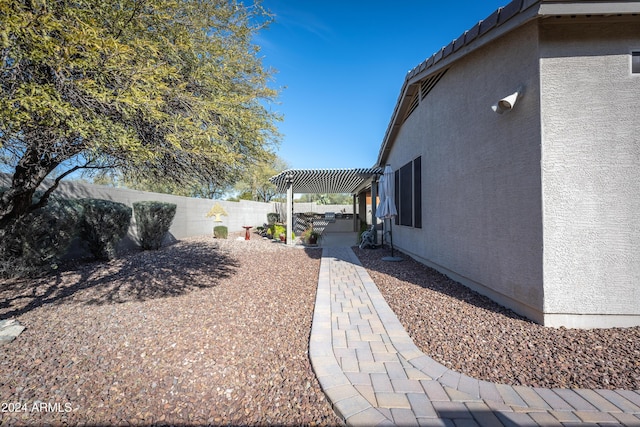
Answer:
0;318;26;345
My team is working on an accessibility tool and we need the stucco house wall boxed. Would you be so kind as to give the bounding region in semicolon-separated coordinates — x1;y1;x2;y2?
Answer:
385;21;545;322
539;20;640;327
382;6;640;327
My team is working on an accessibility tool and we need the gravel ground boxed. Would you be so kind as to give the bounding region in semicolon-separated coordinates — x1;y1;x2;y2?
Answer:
3;234;639;427
354;246;640;391
0;234;343;427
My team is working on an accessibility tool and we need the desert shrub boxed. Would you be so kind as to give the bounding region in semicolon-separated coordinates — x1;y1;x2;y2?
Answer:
267;223;285;238
133;201;177;250
0;198;82;278
78;198;132;260
266;224;295;241
266;212;280;224
303;228;321;244
213;225;228;239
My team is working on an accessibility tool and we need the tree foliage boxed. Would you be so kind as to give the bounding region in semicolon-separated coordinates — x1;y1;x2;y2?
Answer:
297;193;353;205
92;171;229;199
232;154;287;202
0;0;280;227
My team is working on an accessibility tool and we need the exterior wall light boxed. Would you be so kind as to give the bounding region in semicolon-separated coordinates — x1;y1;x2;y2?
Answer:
492;86;524;114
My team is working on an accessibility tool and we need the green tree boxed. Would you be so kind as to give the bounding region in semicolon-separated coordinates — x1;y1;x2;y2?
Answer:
298;193;353;205
91;170;228;199
233;155;288;202
0;0;280;228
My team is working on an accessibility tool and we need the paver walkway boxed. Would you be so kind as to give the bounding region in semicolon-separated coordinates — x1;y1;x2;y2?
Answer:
309;246;640;426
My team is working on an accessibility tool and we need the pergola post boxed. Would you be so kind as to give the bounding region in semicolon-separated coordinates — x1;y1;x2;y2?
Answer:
371;176;378;244
286;174;294;245
352;194;357;232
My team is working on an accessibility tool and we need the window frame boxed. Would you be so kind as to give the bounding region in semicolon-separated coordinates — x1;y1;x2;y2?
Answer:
394;156;422;229
632;51;640;74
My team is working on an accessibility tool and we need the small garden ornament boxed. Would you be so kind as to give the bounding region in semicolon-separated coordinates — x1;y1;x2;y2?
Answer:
206;203;228;222
206;203;228;238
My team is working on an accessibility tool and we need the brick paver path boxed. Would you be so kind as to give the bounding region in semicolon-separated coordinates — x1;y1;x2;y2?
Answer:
310;246;640;426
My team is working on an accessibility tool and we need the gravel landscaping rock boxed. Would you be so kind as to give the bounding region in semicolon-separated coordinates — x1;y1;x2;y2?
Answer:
0;234;343;426
4;232;638;426
354;246;640;391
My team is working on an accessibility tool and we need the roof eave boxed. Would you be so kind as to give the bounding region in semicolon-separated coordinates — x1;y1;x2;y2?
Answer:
377;0;542;166
376;0;640;167
539;1;640;16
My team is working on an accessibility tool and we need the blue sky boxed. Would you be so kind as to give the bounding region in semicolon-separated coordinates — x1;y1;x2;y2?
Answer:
256;0;509;169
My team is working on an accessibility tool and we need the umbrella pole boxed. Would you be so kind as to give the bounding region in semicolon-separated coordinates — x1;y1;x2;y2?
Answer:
381;218;402;262
389;220;394;257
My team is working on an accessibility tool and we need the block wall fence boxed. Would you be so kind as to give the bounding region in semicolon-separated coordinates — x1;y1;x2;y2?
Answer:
0;174;352;253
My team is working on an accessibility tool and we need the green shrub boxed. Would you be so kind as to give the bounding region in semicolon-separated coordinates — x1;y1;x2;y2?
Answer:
133;201;177;250
267;224;295;241
266;212;280;224
78;198;132;260
303;228;321;244
267;223;285;238
0;198;82;277
214;225;228;239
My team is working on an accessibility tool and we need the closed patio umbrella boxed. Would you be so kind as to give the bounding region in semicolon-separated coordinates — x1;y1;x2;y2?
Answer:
376;165;402;261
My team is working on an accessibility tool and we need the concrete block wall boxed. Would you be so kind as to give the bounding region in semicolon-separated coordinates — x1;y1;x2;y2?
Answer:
0;174;278;252
1;173;354;245
292;202;353;215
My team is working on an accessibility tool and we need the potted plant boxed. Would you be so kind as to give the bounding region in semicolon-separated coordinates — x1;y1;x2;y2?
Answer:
268;224;284;240
303;228;321;245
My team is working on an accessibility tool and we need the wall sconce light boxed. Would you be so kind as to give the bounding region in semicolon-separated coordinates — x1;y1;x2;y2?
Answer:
492;86;524;114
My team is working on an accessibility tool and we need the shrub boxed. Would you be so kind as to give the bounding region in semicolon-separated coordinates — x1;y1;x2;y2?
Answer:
266;224;295;241
133;201;177;250
266;212;280;224
303;228;321;244
213;225;228;239
267;223;285;238
0;198;82;277
78;198;132;260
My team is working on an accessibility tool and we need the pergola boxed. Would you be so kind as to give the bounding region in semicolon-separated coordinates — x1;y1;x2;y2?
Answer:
269;168;383;244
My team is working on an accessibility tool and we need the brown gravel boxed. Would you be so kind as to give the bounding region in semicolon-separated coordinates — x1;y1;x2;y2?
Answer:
0;234;343;427
4;234;638;427
354;246;640;391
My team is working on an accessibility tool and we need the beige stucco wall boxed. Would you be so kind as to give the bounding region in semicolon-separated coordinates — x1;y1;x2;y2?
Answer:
385;22;545;322
539;19;640;327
